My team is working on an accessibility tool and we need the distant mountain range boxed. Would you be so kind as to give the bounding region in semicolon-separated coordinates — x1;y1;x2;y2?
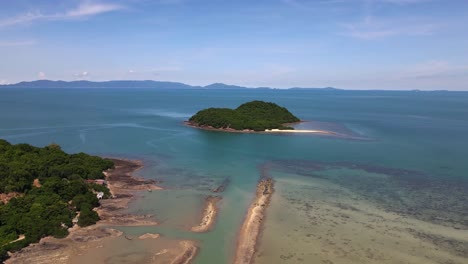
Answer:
0;80;341;90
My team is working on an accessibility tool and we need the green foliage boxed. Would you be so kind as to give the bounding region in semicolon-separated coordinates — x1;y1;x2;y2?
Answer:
0;140;114;261
72;192;99;211
189;100;300;131
89;183;111;198
77;205;99;227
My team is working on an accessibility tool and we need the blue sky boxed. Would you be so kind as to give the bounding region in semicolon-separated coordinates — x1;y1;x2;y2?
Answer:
0;0;467;90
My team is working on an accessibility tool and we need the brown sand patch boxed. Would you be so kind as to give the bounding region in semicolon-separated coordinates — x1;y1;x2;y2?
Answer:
0;192;22;204
33;178;41;188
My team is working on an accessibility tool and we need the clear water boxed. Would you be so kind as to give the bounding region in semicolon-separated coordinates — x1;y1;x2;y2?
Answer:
1;88;467;263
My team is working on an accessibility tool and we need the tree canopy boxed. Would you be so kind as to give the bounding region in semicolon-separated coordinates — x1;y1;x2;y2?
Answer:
0;140;113;261
188;100;300;131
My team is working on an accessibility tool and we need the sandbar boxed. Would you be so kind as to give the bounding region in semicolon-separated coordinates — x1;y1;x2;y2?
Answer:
233;177;275;264
191;195;221;232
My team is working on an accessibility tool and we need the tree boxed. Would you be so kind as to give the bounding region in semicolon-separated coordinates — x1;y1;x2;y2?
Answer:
189;100;300;131
77;205;99;227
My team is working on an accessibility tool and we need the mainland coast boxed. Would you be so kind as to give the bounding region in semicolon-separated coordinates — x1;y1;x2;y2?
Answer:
6;158;199;264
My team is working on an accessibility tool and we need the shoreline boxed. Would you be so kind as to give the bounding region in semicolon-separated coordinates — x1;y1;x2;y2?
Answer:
191;195;221;233
5;158;199;264
97;158;162;226
233;177;275;264
184;121;339;136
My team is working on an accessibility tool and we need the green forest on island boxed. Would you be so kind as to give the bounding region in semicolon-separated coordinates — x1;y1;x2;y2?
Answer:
188;100;300;131
0;139;113;261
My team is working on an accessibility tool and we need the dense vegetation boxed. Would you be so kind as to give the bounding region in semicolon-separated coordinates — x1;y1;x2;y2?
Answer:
188;100;300;131
0;139;113;261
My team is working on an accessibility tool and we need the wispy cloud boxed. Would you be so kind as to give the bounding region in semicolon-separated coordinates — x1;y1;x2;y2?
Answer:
341;16;437;39
281;0;348;8
38;72;46;80
0;40;36;46
0;1;124;28
74;71;90;79
65;2;124;17
379;0;432;4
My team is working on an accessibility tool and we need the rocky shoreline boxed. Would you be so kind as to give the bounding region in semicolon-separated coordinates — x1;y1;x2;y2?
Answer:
6;158;200;264
184;121;341;136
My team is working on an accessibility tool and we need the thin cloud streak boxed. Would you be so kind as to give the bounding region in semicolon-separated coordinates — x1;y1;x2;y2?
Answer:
0;40;36;46
0;2;124;28
340;16;438;39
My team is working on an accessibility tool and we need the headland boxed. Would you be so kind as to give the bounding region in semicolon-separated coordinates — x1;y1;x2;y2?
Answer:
6;158;199;264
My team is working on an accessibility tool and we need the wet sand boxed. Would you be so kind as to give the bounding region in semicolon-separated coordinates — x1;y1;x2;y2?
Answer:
6;158;198;264
191;195;221;232
171;240;199;264
233;178;275;264
6;226;124;264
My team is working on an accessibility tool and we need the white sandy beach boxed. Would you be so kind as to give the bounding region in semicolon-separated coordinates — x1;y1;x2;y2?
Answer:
264;129;333;134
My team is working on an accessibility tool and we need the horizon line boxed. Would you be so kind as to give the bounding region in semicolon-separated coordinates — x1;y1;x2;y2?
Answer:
0;79;464;92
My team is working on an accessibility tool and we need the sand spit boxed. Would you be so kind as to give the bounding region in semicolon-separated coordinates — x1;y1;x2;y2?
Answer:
138;233;161;240
264;128;334;134
233;178;275;264
170;241;199;264
6;158;163;263
191;196;221;232
183;121;360;139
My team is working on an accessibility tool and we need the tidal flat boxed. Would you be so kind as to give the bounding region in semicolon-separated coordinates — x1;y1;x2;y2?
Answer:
255;161;468;264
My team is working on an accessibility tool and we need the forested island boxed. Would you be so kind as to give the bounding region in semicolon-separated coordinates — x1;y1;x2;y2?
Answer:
0;139;113;261
187;100;300;132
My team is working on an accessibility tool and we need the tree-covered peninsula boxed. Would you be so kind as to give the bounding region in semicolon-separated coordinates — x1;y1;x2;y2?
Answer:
187;100;300;131
0;139;114;261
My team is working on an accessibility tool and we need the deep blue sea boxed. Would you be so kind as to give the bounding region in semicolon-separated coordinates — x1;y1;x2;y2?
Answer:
1;88;467;263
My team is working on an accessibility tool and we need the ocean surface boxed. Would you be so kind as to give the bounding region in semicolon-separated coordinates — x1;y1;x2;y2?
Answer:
1;88;467;264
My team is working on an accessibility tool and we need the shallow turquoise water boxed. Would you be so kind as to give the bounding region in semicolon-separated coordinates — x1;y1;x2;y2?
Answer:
1;88;467;263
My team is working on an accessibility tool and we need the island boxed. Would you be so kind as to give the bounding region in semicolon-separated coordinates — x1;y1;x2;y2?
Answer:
186;100;301;132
